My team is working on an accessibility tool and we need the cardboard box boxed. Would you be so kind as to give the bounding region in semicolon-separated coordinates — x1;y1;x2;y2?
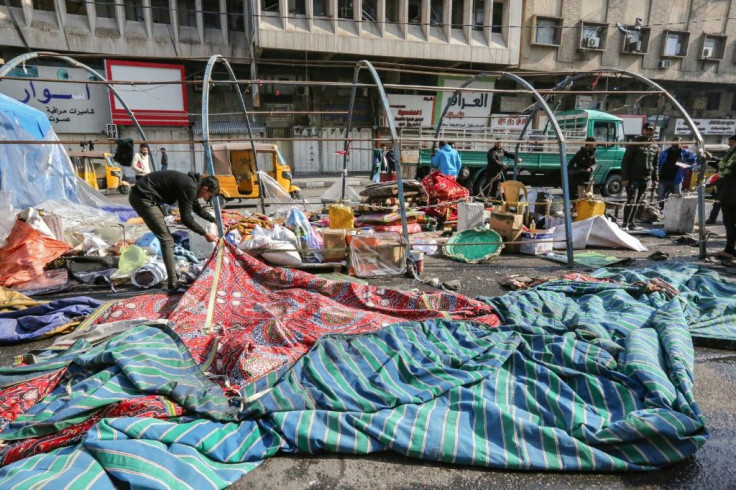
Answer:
502;228;523;254
490;211;524;240
321;229;347;262
520;230;554;255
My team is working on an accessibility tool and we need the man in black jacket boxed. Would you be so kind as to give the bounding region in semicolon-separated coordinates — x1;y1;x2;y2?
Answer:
621;123;659;231
568;136;597;200
129;171;219;290
485;139;522;197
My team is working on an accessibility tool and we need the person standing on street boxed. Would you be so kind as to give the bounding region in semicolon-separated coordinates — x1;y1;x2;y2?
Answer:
568;136;597;200
132;143;151;180
160;148;169;172
657;136;698;210
431;141;461;178
707;135;736;225
382;144;396;174
621;122;659;231
715;134;736;260
485;139;522;197
129;171;219;291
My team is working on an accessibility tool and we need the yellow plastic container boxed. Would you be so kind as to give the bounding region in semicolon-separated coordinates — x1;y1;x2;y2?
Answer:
576;199;606;221
329;204;355;229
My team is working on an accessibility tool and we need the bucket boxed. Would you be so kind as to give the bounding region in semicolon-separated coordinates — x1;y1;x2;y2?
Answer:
409;250;424;273
576;199;606;221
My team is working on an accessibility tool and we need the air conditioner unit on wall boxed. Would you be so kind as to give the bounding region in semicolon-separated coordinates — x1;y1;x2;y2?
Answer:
631;41;642;52
659;59;672;69
296;86;310;96
702;46;714;59
584;37;600;48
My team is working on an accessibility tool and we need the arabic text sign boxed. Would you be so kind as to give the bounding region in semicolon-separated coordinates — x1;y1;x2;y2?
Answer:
434;77;494;129
675;118;736;136
490;116;529;133
105;60;188;126
385;94;436;128
0;65;110;133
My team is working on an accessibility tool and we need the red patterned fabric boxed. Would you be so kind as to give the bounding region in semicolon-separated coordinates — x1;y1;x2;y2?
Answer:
0;369;66;433
93;243;500;387
0;396;183;466
421;171;469;220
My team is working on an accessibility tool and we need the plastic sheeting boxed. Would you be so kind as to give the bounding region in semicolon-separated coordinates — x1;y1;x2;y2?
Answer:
0;219;72;287
552;216;647;251
0;99;131;215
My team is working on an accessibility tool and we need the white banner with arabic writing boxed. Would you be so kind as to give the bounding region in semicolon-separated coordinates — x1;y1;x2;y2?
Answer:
434;76;494;129
674;118;736;136
384;94;436;128
490;116;529;133
0;65;110;134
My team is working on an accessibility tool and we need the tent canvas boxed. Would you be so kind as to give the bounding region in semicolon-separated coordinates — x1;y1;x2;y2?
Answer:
0;92;51;140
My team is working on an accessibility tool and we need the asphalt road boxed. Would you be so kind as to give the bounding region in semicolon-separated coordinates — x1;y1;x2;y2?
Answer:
2;188;735;489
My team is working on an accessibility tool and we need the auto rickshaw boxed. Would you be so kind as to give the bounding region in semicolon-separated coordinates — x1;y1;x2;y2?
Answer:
70;151;131;194
209;142;301;200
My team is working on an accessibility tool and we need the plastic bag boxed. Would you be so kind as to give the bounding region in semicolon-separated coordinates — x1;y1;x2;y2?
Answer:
261;240;303;266
285;207;323;263
320;179;361;204
0;218;72;287
412;238;439;255
18;208;56;239
0;192;19;248
113;245;149;278
131;262;168;289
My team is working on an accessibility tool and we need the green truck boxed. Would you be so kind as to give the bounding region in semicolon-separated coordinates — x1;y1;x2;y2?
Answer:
417;109;627;197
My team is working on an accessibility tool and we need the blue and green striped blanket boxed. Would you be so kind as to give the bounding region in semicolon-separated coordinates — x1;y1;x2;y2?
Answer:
1;263;734;488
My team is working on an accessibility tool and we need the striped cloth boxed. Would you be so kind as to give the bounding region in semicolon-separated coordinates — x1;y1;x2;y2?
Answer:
1;263;733;487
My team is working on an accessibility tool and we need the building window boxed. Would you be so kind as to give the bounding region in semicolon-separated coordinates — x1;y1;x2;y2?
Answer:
430;0;443;26
288;0;306;15
472;0;485;31
701;34;726;60
313;0;328;16
65;0;86;15
663;31;689;57
621;27;650;54
227;0;244;30
262;0;279;13
203;2;220;28
338;0;352;19
451;1;463;29
151;0;170;24
580;22;606;50
125;0;144;21
32;0;55;11
5;0;22;7
386;2;398;24
533;16;562;46
706;92;721;110
730;94;736;112
362;0;377;21
178;0;196;26
491;2;503;33
95;0;115;19
409;0;422;25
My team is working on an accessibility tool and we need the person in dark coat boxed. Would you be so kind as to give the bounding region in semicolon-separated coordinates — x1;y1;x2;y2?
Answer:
621;122;659;231
129;171;219;290
485;139;522;197
160;148;169;171
568;136;597;200
715;134;736;260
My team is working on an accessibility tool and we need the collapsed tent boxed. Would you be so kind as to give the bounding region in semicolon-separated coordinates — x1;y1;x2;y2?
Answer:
552;215;647;251
0;246;735;487
0;93;130;216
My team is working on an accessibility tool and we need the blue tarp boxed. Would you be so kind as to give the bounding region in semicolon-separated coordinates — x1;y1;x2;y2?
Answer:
0;92;50;140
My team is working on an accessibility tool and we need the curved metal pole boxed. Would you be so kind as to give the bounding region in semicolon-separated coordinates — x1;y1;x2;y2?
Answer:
344;61;410;256
201;55;263;237
432;71;575;266
0;51;153;167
